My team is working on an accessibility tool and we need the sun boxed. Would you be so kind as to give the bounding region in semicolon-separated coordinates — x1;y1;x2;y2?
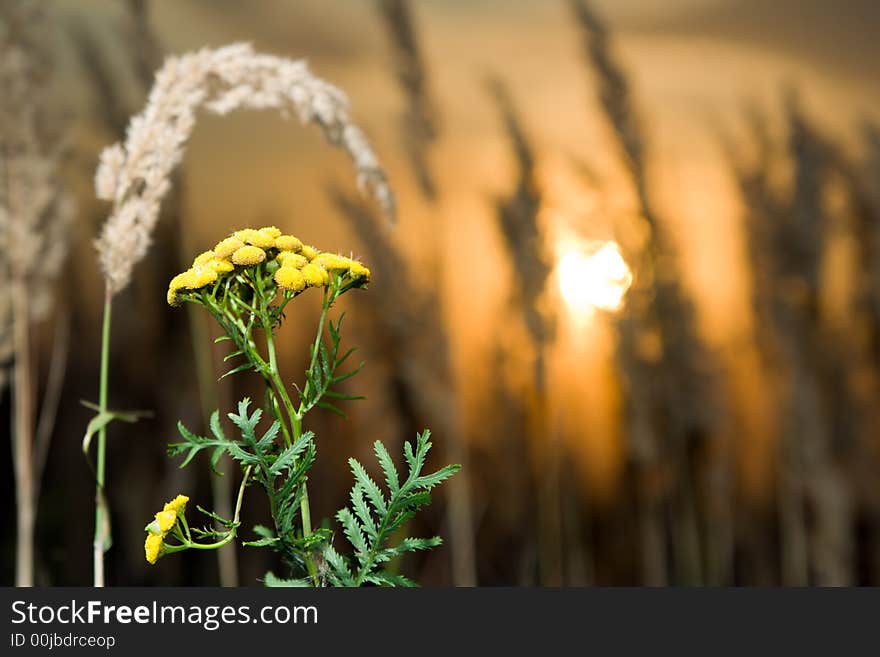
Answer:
556;240;633;317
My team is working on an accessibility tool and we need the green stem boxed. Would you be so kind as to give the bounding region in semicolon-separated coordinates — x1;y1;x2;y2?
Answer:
173;465;251;553
93;288;112;587
253;266;318;583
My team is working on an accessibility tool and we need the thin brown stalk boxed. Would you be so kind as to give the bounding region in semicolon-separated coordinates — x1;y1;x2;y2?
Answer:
487;78;564;585
375;0;439;199
11;281;35;586
33;307;70;497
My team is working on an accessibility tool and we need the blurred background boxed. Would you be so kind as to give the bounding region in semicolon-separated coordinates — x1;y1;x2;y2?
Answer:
2;0;880;586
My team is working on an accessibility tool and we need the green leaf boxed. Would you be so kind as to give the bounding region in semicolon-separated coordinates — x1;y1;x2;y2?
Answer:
323;545;355;587
373;440;400;496
264;572;312;587
252;525;276;540
269;431;313;475
350;485;377;540
363;572;419;587
81;404;151;457
349;458;386;515
336;508;368;565
219;361;254;380
209;410;225;440
414;464;462;491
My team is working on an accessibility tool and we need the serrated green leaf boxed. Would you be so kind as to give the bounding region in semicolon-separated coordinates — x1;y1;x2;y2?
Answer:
244;537;279;547
336;508;368;565
349;458;386;515
209;410;225;440
350;485;377;540
323;545;355;587
414;464;462;490
264;572;312;587
373;440;400;496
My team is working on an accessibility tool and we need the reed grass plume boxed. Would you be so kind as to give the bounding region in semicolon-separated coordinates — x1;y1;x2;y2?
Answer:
731;96;856;584
94;42;395;295
570;0;725;585
0;0;74;587
488;78;554;369
376;0;439;199
487;78;569;585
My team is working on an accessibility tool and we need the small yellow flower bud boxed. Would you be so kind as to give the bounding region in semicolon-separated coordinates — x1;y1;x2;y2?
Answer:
349;262;371;281
301;263;329;287
300;244;319;261
312;253;351;270
189;265;218;288
192;251;215;267
155;510;177;533
231;245;267;266
276;252;308;269
145;533;163;565
208;258;234;273
163;494;190;515
259;226;282;238
275;266;306;292
213;236;244;259
235;228;275;248
274;235;303;252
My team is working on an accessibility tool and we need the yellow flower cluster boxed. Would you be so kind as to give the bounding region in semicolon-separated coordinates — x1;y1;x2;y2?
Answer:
167;226;371;305
144;494;190;564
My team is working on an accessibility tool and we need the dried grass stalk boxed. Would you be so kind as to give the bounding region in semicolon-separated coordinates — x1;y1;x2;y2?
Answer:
376;0;439;199
0;0;74;586
570;0;723;584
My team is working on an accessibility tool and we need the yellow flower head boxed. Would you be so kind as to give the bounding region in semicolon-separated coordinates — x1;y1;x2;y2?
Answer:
231;245;266;266
235;228;275;249
207;258;234;274
275;266;306;292
312;253;351;270
301;263;329;287
349;262;371;281
312;253;371;282
167;270;200;305
300;244;319;261
145;533;163;565
259;226;282;239
155;509;177;533
188;265;218;288
213;236;244;259
163;494;190;515
193;251;215;267
274;235;303;252
276;252;308;269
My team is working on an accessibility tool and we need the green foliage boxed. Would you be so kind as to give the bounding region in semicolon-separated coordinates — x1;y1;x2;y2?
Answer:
169;398;320;574
163;254;461;586
298;310;364;419
325;430;460;587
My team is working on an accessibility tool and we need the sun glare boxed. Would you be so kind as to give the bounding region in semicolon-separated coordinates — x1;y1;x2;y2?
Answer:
556;240;633;317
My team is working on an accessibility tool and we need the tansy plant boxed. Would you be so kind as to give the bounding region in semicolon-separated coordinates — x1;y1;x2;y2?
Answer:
147;226;460;586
